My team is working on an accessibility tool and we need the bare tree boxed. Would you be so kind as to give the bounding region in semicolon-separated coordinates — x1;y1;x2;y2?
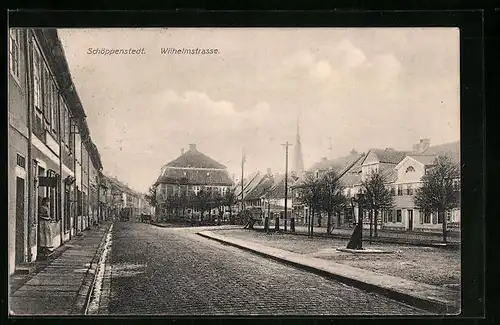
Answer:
319;170;347;235
414;156;460;243
179;191;188;221
195;189;210;224
361;170;395;241
223;188;237;224
144;184;158;216
297;173;323;236
186;191;198;223
211;192;224;225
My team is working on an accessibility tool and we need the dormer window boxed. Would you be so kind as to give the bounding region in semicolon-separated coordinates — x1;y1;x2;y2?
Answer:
405;166;415;173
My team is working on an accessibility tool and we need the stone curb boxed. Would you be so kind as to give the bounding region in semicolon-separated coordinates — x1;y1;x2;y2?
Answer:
253;228;460;249
197;231;459;315
70;223;113;315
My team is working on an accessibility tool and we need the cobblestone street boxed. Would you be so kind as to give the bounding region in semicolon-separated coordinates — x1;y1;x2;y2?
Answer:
105;222;427;315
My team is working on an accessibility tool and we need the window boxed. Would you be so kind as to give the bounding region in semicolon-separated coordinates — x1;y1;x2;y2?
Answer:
453;179;460;192
446;210;452;222
390;187;395;195
61;101;70;144
406;184;413;196
383;210;388;223
47;170;59;221
405;166;415;173
438;211;443;224
16;153;26;168
51;81;59;137
42;63;52;126
33;42;42;112
9;29;21;79
397;185;403;196
432;212;438;224
396;210;402;223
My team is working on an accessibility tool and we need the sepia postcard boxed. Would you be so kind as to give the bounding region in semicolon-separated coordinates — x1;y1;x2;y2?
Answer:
8;27;462;316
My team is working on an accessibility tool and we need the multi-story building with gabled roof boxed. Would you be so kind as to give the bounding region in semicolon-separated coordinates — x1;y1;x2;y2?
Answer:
154;144;233;218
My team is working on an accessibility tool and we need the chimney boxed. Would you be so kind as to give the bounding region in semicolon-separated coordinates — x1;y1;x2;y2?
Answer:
181;148;185;155
419;138;430;153
266;168;272;176
189;144;197;151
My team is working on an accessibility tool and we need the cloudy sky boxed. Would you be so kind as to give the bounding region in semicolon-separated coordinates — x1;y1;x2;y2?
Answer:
58;28;460;193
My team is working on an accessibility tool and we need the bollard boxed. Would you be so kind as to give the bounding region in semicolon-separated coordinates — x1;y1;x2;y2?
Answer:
290;217;295;233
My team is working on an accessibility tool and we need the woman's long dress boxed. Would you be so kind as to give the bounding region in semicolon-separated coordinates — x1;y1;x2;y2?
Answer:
39;206;53;248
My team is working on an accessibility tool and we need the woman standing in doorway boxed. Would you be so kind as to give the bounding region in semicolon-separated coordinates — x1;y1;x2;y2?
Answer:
38;197;53;255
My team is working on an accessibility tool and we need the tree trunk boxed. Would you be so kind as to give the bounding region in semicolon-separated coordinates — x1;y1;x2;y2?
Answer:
369;209;373;244
326;210;332;235
440;209;447;243
311;209;314;236
374;209;379;237
229;207;233;225
308;208;312;236
337;209;341;228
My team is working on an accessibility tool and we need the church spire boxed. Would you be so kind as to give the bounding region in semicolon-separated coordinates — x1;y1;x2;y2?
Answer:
292;120;305;176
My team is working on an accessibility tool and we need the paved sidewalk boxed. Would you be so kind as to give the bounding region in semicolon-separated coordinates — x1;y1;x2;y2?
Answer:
9;222;112;315
198;230;460;314
253;224;460;246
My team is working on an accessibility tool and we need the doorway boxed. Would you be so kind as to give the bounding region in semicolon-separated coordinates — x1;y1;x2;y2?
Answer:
15;177;25;265
408;209;414;231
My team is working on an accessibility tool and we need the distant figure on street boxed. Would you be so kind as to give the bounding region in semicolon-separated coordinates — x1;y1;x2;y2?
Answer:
38;197;54;254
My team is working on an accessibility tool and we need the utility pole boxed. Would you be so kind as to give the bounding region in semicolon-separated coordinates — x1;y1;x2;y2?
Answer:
241;148;245;213
281;142;292;232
